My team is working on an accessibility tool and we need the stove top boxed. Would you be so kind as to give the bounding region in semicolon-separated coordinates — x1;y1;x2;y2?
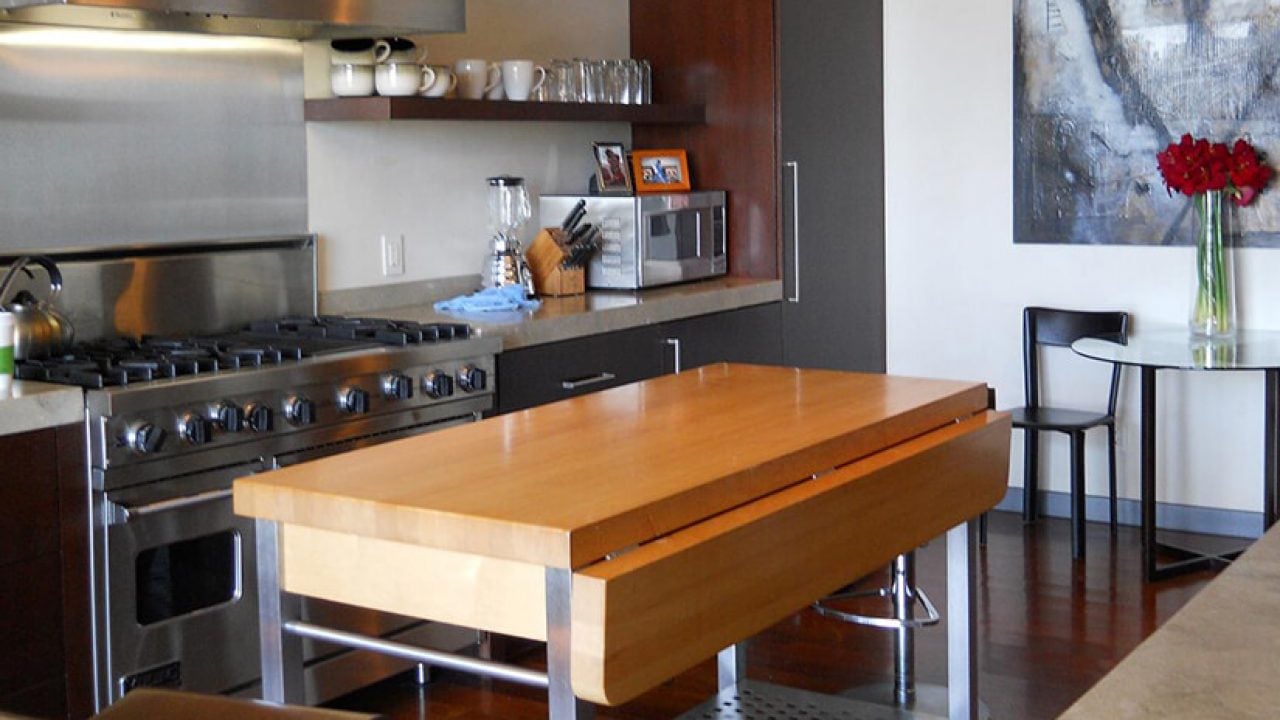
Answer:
17;316;479;389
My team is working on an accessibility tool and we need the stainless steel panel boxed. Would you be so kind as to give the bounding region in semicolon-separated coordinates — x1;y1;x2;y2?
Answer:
0;0;466;39
0;25;306;249
0;237;316;342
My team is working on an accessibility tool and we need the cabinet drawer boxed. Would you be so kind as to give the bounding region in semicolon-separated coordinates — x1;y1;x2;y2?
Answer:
496;325;664;413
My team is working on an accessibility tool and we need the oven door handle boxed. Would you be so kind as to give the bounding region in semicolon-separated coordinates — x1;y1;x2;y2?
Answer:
109;488;234;525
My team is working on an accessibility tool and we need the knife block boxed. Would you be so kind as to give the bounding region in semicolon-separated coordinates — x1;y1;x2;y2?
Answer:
526;228;585;297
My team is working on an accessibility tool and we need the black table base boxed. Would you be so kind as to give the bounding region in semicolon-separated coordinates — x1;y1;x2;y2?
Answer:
1140;366;1279;582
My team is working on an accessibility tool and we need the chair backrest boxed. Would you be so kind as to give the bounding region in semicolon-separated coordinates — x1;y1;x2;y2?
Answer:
1023;306;1129;414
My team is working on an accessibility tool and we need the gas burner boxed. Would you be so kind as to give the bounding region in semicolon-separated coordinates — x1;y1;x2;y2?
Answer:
248;316;472;347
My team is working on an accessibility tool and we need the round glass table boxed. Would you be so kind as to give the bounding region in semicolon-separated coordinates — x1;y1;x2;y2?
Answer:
1073;328;1280;581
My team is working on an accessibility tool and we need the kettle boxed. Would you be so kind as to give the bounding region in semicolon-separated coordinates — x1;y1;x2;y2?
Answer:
0;256;74;359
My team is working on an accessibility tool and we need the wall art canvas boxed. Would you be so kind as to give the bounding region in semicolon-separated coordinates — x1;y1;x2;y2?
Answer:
1014;0;1280;246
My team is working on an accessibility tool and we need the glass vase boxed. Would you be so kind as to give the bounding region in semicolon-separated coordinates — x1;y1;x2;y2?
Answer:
1189;189;1236;339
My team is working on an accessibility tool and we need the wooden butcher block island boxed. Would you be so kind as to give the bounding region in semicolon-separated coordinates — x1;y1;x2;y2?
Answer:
234;363;1010;719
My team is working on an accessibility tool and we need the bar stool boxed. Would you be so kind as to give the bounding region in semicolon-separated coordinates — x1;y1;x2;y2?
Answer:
813;551;990;718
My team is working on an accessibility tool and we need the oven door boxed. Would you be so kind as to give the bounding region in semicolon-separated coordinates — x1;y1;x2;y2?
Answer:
103;461;265;701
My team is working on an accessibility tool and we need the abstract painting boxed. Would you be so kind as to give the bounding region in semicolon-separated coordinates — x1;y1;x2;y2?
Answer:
1014;0;1280;246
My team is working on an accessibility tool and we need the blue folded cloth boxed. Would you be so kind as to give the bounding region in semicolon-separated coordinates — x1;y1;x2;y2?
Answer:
433;285;541;313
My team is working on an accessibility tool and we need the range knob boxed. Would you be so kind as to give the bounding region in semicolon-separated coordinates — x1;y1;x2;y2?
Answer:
457;365;487;393
382;373;414;401
245;403;274;433
285;396;317;426
211;400;244;433
178;412;214;446
338;387;370;414
125;422;166;455
422;370;454;399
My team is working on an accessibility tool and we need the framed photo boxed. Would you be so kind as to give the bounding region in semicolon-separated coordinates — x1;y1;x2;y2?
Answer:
592;141;632;194
631;149;692;193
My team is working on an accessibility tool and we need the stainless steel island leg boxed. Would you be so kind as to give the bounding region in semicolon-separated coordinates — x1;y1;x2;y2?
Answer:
256;519;304;704
546;568;595;720
946;520;978;720
717;642;747;691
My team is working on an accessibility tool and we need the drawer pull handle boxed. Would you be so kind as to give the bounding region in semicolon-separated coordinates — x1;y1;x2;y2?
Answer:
561;372;617;390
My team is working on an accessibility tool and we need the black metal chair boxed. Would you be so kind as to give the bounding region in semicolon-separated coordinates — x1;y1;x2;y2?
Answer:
1012;307;1129;559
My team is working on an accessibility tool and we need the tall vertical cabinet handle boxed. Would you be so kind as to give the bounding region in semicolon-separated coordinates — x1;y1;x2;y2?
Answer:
784;160;800;303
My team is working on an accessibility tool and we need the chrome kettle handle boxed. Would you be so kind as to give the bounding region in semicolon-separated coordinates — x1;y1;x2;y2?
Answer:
0;255;63;308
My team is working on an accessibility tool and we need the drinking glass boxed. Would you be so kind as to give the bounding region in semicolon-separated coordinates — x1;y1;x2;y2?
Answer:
603;59;626;103
549;59;574;101
637;59;652;104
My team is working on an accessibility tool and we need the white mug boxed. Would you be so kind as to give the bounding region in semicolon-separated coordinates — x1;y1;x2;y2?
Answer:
375;62;435;97
501;60;547;102
330;39;377;65
420;66;458;98
485;81;505;101
331;63;375;97
374;38;427;65
455;59;501;100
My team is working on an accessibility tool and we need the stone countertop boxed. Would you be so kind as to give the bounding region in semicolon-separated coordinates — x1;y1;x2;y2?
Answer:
351;277;783;351
0;380;84;436
1059;525;1280;719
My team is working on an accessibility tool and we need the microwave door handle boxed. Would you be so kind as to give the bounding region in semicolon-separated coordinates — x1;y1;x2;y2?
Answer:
696;210;703;257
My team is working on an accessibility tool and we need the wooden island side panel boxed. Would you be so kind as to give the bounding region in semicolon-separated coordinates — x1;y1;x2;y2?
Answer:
234;365;989;569
570;410;1012;706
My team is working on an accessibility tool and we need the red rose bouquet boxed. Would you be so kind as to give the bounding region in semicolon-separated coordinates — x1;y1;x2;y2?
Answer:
1156;134;1273;206
1155;134;1274;339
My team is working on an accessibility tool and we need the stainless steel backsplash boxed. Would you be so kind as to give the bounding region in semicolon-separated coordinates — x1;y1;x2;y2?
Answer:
0;237;316;341
0;23;307;250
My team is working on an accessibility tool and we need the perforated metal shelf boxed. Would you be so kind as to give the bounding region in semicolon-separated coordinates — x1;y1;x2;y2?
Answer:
675;680;943;720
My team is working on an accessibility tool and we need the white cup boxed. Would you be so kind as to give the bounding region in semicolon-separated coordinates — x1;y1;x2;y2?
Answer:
501;60;547;102
331;63;375;97
374;38;427;65
485;82;505;101
455;59;501;100
330;39;377;65
420;66;458;98
0;311;13;395
375;62;435;97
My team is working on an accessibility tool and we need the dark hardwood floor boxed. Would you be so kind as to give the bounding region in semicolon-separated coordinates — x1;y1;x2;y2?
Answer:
325;511;1225;719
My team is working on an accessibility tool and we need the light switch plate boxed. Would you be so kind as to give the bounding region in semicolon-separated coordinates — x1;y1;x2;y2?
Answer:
381;233;405;276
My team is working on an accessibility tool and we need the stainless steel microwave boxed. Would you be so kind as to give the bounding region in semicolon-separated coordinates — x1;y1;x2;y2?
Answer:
540;192;727;290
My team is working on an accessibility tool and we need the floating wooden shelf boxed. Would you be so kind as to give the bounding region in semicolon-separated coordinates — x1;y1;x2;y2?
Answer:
304;97;706;124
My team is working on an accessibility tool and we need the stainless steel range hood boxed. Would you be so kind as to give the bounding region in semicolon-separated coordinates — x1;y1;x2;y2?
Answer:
0;0;466;39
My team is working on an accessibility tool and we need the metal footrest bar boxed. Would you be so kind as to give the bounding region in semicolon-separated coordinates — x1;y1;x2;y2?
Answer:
813;584;940;629
283;620;549;689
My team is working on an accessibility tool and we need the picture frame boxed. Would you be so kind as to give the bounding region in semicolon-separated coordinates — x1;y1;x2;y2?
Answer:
592;141;632;195
631;149;692;193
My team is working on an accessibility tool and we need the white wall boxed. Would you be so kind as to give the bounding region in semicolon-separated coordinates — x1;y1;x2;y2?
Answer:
306;0;630;291
884;1;1280;513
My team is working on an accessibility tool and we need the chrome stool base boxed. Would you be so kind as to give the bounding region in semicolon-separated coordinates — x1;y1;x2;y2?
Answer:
842;683;992;720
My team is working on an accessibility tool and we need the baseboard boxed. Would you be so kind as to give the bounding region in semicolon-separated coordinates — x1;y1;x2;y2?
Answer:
994;487;1264;539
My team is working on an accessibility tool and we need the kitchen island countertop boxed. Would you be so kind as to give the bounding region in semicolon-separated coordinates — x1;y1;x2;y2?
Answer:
323;277;783;351
0;380;84;436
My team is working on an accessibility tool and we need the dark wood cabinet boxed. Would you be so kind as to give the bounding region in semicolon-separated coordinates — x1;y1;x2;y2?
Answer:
496;304;782;414
778;0;885;372
0;425;91;720
495;324;666;414
633;0;885;373
659;304;782;373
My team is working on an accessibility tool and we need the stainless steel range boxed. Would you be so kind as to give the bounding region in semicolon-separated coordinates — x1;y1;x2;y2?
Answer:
5;238;498;711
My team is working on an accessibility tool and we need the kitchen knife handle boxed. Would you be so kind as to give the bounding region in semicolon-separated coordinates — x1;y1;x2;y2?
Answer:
561;372;616;390
785;160;800;303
